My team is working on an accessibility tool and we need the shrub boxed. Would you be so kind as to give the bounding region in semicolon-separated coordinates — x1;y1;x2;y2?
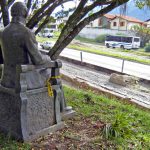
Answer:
145;43;150;52
95;34;107;43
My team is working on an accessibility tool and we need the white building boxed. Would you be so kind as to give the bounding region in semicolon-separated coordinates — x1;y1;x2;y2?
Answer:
145;19;150;28
110;15;146;30
87;14;146;31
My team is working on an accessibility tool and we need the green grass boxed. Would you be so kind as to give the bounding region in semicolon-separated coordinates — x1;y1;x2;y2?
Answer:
75;35;98;44
0;86;149;149
36;35;57;43
64;86;150;149
68;44;150;65
0;134;30;150
36;36;150;64
75;36;150;57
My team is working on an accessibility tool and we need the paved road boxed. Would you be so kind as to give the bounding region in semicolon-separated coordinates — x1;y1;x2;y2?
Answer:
60;48;150;80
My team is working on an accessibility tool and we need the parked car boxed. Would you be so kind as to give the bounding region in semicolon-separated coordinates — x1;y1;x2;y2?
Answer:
40;42;52;50
42;28;54;38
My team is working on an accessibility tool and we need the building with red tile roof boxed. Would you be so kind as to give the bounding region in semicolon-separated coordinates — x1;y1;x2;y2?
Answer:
87;14;146;31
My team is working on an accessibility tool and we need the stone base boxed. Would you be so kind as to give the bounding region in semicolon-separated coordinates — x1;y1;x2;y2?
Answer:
0;85;64;141
61;106;76;120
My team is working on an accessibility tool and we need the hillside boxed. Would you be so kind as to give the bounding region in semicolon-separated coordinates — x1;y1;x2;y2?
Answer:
111;0;150;21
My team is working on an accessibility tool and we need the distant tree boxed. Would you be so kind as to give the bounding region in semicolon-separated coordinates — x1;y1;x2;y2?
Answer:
58;22;65;31
131;25;150;47
0;0;150;60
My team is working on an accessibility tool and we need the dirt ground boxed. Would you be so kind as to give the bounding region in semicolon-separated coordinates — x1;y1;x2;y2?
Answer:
61;60;150;109
31;116;112;150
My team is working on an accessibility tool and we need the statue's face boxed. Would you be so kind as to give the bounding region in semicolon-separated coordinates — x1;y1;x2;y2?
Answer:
11;2;28;18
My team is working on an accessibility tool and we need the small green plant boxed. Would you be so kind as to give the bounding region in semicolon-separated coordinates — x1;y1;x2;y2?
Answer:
145;43;150;52
102;112;134;139
95;34;107;43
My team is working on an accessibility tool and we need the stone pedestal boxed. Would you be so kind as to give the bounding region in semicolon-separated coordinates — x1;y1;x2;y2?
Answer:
0;60;75;141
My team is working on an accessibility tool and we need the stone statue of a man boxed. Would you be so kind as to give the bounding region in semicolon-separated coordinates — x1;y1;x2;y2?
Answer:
0;2;49;88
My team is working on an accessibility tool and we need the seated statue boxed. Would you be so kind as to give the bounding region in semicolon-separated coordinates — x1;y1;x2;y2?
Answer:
0;2;50;89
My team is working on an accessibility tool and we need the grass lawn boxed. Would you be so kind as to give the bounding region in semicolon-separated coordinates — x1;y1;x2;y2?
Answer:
36;36;150;65
0;134;30;150
0;86;150;149
36;36;57;43
64;86;150;149
68;44;150;65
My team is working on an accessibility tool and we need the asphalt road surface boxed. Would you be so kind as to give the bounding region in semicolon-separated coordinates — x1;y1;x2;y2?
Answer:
60;48;150;80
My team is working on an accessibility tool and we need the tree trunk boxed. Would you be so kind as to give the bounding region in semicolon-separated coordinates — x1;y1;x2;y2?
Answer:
0;0;10;26
35;17;49;34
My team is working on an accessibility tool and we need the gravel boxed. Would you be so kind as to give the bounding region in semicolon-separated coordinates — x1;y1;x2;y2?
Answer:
61;60;150;108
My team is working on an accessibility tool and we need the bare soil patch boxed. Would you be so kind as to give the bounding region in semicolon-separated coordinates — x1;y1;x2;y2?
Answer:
31;116;114;150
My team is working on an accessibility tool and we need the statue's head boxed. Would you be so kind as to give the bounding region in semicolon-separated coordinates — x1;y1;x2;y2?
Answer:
11;2;28;18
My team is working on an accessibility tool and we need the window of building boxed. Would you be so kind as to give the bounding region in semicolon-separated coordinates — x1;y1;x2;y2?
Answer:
113;22;117;26
120;21;125;27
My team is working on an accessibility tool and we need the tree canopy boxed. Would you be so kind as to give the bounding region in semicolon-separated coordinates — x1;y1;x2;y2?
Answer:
0;0;149;60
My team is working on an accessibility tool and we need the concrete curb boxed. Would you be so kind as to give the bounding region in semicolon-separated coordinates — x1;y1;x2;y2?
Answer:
59;56;150;84
61;73;150;110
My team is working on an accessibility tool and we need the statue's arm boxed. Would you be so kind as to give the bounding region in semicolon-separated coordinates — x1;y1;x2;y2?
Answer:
25;30;48;65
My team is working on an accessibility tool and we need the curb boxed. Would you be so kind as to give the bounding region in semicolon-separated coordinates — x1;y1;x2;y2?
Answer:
61;73;150;110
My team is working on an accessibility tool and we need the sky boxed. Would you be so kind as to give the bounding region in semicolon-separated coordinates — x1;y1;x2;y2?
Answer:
10;0;150;21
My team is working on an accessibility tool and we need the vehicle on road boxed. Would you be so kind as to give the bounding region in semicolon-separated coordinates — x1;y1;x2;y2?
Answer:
37;28;54;38
105;35;141;49
42;28;54;38
40;42;52;50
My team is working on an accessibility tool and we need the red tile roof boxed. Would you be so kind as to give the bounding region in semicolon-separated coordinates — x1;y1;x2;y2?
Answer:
116;15;144;23
104;14;144;24
103;14;116;19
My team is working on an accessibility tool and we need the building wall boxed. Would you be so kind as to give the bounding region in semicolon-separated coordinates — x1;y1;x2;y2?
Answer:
110;18;128;30
127;22;142;30
146;21;150;27
110;17;141;31
79;27;135;39
86;17;110;28
100;17;110;28
92;19;99;27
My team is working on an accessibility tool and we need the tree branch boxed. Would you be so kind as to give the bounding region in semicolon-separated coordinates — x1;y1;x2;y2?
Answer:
49;0;129;59
27;0;72;30
7;0;15;8
26;0;32;14
26;0;56;28
35;16;49;34
47;0;109;56
0;0;10;26
48;0;89;55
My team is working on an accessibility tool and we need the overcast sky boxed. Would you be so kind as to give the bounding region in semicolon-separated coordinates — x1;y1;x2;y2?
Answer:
15;0;76;11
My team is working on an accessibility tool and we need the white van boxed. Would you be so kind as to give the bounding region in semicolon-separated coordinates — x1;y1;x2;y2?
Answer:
105;35;141;49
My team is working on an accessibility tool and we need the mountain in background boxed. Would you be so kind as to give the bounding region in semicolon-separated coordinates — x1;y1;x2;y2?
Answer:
110;0;150;21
